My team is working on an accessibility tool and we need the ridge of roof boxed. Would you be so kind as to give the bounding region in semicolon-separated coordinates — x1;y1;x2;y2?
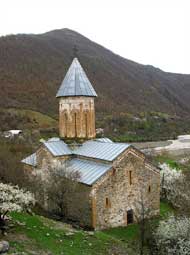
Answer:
95;138;113;143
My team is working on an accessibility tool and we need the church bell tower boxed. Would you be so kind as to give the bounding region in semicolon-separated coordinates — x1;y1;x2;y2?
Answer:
56;58;97;140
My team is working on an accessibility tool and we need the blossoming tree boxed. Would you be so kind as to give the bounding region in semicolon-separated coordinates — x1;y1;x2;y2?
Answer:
0;183;35;234
153;216;190;255
160;163;190;212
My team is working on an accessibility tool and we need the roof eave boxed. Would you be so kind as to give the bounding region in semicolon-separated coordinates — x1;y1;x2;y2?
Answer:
21;162;37;167
56;94;98;98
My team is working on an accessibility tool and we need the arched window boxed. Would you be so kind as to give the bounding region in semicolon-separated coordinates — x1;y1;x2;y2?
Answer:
129;171;132;185
74;112;77;137
105;197;111;208
64;112;67;137
112;168;116;176
85;112;88;137
84;111;90;137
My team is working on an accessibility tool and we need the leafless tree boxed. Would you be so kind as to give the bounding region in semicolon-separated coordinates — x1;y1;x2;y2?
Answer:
134;185;152;255
46;163;81;218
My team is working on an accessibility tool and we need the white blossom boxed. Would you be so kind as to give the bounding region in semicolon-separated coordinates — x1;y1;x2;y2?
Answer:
0;183;35;214
159;163;189;209
154;216;190;255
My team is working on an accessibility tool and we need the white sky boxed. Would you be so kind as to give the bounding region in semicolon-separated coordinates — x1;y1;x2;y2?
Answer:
0;0;189;74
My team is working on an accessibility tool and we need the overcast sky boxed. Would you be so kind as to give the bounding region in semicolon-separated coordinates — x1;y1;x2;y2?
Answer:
0;0;189;74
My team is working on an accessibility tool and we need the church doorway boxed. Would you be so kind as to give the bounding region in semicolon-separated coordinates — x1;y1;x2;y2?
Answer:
126;209;133;224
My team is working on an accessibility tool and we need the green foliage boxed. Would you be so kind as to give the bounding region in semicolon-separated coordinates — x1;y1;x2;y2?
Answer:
154;152;190;172
155;154;181;170
112;134;148;143
1;108;190;143
165;160;180;170
0;136;34;186
160;201;174;218
97;112;190;142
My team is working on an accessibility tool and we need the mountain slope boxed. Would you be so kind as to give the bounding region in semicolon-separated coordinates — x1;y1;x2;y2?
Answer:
0;28;190;117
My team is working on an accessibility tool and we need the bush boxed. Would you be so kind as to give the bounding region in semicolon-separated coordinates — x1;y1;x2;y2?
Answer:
152;216;190;255
0;182;35;235
160;163;190;212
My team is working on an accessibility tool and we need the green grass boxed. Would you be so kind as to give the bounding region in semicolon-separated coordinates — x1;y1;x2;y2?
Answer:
104;201;174;243
165;159;180;170
103;224;139;242
154;154;181;170
6;201;174;254
8;212;127;255
160;201;174;218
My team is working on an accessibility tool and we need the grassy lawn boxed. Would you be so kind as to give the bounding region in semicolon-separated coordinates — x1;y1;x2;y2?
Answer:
3;201;173;254
103;223;139;242
6;212;127;255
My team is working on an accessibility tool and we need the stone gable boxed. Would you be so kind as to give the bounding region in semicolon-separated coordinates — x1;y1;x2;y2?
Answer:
90;147;160;230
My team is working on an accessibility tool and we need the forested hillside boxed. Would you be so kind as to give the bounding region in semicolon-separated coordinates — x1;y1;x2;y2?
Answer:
0;28;190;118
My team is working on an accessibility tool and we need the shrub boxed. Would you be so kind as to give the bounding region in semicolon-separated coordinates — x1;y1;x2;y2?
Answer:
153;216;190;255
160;163;190;212
0;183;35;234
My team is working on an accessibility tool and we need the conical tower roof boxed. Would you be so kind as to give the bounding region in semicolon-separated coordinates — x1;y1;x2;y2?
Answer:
56;58;97;97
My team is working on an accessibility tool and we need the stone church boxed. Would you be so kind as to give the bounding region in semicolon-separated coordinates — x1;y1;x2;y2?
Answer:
22;58;160;230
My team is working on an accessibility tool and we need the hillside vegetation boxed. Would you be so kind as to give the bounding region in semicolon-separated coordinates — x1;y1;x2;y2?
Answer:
1;29;190;141
0;108;57;131
2;107;190;142
0;28;190;119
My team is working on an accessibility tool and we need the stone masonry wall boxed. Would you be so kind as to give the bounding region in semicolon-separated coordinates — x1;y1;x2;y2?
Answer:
36;145;69;170
91;148;160;230
24;145;92;227
59;96;96;139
